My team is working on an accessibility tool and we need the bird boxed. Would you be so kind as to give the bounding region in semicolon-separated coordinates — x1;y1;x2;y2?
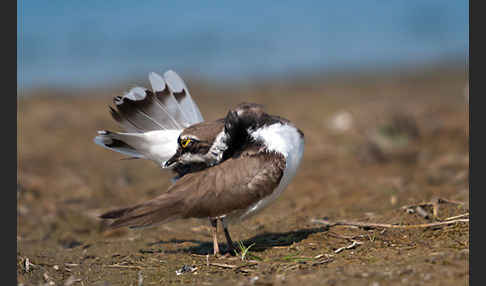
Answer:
94;70;305;255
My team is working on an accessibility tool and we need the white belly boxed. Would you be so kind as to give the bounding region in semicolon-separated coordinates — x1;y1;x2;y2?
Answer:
228;122;305;222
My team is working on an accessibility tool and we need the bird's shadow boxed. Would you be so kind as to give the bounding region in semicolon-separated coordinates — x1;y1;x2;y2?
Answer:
145;226;328;255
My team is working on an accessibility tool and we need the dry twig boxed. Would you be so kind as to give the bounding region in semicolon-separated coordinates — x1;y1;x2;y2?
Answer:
312;258;334;266
334;241;363;254
313;197;469;230
234;263;258;273
104;264;145;270
209;262;237;269
444;213;469;221
312;218;469;229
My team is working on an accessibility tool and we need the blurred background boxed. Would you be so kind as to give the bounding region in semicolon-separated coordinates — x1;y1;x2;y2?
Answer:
18;0;468;90
18;2;469;285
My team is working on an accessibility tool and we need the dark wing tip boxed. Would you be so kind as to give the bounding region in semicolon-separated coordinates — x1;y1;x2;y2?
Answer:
173;90;187;102
99;207;132;219
109;106;123;122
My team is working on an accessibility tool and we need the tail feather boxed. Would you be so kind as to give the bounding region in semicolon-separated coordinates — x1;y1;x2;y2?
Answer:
163;70;204;124
94;130;145;159
109;71;204;134
109;106;142;133
148;72;191;128
112;87;181;131
95;70;205;165
94;129;181;166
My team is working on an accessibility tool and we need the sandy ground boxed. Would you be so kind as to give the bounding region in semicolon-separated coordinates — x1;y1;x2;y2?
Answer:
18;67;469;285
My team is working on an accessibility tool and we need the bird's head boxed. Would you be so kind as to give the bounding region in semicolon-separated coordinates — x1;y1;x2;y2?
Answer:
164;103;276;176
164;119;227;170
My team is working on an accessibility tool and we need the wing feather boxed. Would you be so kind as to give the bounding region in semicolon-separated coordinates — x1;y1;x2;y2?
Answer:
100;151;285;228
163;70;204;124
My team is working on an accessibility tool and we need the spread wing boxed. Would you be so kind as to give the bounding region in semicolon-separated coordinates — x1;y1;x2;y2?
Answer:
100;150;285;228
94;70;204;166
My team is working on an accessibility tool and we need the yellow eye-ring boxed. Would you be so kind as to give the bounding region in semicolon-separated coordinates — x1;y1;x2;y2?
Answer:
181;138;191;148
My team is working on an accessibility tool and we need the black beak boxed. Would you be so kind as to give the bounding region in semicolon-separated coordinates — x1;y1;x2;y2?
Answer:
164;150;181;168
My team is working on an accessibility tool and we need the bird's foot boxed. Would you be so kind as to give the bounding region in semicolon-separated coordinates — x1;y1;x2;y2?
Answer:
213;248;236;259
225;245;237;257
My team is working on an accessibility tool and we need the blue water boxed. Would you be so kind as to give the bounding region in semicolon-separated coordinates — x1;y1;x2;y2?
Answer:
17;1;468;89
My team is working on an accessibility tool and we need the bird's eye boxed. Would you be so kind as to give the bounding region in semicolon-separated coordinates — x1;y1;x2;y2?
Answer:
181;138;191;148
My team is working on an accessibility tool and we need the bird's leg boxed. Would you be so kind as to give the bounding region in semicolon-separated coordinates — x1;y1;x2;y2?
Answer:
220;217;236;255
209;218;220;256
